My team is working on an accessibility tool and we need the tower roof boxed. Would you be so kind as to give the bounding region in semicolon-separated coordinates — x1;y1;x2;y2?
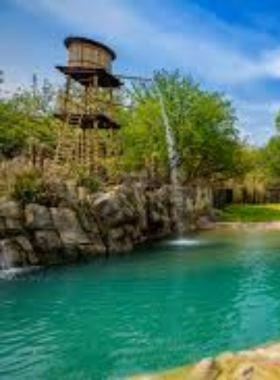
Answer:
65;36;116;60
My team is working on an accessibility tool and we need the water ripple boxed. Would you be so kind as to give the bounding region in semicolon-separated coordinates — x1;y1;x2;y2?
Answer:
1;232;280;379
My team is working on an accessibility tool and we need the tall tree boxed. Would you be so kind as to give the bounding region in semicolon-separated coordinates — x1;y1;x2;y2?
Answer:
0;77;57;158
121;70;243;183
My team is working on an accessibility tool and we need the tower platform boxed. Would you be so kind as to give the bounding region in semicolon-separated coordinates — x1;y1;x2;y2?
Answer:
54;112;120;130
56;66;122;88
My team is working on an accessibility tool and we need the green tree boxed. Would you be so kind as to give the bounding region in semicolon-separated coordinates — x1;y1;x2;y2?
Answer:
275;111;280;132
0;77;57;158
263;136;280;181
121;70;243;183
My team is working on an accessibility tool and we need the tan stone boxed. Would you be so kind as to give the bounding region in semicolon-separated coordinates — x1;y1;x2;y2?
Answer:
25;204;53;230
130;343;280;380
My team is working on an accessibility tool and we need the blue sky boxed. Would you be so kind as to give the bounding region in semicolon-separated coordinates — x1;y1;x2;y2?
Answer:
1;0;280;145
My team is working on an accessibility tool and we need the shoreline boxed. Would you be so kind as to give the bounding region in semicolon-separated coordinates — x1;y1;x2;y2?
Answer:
214;221;280;230
131;341;280;379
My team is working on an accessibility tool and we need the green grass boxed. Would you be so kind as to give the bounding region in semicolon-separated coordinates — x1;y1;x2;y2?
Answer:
221;204;280;222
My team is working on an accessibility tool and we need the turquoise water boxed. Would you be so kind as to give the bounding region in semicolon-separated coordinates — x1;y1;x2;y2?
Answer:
2;230;280;379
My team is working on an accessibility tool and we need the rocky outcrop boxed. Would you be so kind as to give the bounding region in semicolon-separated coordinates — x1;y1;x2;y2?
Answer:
0;183;212;269
130;343;280;379
0;200;24;238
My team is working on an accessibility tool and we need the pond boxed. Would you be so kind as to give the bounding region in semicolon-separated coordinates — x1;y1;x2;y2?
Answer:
1;230;280;379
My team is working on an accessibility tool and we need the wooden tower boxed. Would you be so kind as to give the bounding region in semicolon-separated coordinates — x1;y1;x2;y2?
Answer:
54;36;122;176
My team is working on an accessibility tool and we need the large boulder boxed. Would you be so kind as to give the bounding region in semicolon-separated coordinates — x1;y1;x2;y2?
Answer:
120;184;148;242
0;200;21;219
146;187;172;238
51;207;103;261
107;226;134;254
25;204;53;230
92;188;140;254
0;236;37;268
0;200;23;238
93;190;136;228
44;180;79;208
15;236;38;265
76;203;106;255
32;230;64;265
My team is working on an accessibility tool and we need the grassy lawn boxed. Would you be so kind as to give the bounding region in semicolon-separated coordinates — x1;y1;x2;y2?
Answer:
221;204;280;222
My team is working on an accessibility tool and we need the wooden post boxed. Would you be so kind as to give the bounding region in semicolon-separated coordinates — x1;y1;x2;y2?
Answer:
55;75;72;165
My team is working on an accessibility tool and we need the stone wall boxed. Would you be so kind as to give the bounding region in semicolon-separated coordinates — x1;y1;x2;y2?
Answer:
0;183;213;269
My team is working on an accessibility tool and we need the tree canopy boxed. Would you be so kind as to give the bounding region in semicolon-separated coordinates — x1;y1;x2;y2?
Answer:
0;78;57;158
121;70;244;183
0;70;256;185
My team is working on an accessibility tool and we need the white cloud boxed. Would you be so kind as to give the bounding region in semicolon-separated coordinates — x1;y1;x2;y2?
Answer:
11;0;280;84
9;0;280;143
233;99;280;145
261;49;280;78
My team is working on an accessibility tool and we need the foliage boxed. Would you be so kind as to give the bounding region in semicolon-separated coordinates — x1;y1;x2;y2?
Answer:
0;70;261;188
11;169;46;204
221;204;280;222
235;145;267;187
262;136;280;181
0;102;27;157
260;112;280;184
121;70;243;182
0;77;57;158
77;170;101;193
276;111;280;133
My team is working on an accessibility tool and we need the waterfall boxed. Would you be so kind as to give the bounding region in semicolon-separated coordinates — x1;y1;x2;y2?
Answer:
154;84;186;235
0;241;39;279
0;242;17;279
0;241;13;270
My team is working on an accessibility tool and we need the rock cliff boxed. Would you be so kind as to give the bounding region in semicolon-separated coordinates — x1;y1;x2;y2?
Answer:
0;183;212;268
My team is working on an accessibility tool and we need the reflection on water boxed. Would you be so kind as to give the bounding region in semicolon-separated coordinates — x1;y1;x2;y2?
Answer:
0;267;40;280
1;231;280;379
166;238;201;247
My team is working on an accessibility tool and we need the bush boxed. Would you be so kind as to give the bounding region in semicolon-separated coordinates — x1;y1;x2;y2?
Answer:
0;99;57;159
11;170;46;204
77;171;101;193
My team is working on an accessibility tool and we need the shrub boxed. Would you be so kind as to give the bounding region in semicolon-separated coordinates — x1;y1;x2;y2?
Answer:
11;169;46;204
77;171;101;193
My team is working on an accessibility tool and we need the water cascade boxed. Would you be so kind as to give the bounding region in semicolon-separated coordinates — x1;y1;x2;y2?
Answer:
0;240;39;278
0;240;13;270
154;84;186;234
0;241;18;279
